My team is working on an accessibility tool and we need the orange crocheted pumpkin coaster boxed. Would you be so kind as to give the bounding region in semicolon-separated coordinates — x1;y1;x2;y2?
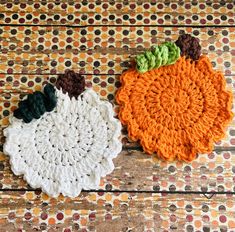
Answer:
116;56;233;161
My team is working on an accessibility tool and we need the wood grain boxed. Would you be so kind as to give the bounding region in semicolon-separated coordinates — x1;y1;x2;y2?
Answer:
0;191;235;232
0;26;234;75
0;1;235;231
0;1;234;26
1;150;235;193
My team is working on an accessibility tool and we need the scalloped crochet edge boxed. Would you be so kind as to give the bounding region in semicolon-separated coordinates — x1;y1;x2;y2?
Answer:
4;88;122;197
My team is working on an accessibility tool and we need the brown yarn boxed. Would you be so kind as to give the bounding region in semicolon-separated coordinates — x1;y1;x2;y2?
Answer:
175;33;201;61
56;70;85;99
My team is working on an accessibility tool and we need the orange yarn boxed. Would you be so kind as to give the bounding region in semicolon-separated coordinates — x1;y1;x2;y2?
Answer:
116;56;233;162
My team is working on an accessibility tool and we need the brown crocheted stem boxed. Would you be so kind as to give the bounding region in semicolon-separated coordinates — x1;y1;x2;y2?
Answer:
175;33;201;61
56;70;85;99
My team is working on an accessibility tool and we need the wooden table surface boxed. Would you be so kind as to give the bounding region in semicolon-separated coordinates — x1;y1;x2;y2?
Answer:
0;1;235;231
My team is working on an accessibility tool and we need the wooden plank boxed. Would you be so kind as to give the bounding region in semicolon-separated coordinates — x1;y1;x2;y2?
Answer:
0;26;235;75
0;191;235;231
0;1;234;26
1;150;235;192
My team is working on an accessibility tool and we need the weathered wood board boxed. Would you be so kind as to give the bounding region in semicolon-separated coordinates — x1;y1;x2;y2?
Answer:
1;150;235;193
0;191;235;232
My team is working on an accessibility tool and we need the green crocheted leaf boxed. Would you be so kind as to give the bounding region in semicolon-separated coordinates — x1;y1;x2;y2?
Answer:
28;92;46;119
135;42;180;73
163;42;180;65
152;46;162;69
159;44;169;65
15;101;34;123
136;54;149;73
13;84;57;123
44;84;57;112
145;51;156;70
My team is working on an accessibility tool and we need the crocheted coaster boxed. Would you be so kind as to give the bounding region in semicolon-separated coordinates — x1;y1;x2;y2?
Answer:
4;80;122;197
116;40;233;161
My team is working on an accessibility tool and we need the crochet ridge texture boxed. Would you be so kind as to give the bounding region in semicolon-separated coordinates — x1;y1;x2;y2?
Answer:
175;33;201;61
4;88;122;197
116;56;233;161
56;70;85;99
136;42;180;73
13;84;57;123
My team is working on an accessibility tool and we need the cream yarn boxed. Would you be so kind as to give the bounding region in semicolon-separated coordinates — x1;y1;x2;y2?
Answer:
4;88;122;197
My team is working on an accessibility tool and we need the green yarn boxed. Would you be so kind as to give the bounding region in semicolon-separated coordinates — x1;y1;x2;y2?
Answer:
44;83;57;112
14;84;57;123
135;54;148;73
136;42;180;73
14;101;34;123
28;92;47;119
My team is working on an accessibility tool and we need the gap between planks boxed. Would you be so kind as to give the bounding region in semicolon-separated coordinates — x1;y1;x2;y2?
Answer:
0;144;235;153
0;74;235;76
122;145;235;152
0;23;235;28
0;189;233;199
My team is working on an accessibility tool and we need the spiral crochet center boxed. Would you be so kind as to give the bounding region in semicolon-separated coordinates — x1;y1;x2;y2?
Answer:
159;88;190;115
4;88;122;197
116;56;233;161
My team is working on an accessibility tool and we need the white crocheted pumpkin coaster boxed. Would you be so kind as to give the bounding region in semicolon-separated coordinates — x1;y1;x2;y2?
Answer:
4;88;122;197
